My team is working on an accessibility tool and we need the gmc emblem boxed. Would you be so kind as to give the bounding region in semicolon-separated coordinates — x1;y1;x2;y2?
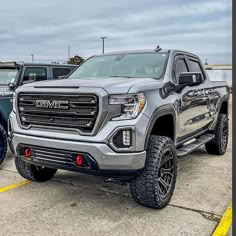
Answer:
35;100;69;109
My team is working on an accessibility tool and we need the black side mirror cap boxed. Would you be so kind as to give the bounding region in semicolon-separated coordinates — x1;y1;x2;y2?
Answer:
179;72;203;86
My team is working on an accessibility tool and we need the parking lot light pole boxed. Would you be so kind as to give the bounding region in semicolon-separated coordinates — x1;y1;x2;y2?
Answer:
68;45;70;60
100;37;107;54
31;54;34;63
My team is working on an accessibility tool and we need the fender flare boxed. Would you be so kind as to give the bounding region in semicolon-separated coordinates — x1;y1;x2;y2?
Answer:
218;96;229;115
144;105;177;149
209;95;229;131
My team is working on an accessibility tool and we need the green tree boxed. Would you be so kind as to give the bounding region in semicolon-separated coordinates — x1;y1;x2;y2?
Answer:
67;55;84;65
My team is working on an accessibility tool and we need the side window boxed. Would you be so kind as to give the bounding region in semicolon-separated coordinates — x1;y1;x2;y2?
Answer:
188;59;205;81
22;67;47;84
189;59;202;73
175;58;188;83
52;68;71;79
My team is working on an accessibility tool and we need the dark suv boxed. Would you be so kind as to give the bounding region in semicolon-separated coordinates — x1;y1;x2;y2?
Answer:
0;62;77;164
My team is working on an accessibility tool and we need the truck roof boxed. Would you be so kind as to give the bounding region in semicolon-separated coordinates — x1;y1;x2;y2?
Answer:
93;49;199;59
0;61;78;67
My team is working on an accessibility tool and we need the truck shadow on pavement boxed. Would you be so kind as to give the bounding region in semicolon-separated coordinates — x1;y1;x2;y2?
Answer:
1;144;230;215
51;146;218;202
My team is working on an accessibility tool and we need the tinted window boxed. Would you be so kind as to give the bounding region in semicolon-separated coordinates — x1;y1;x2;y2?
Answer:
189;59;205;81
52;68;71;79
23;67;47;83
175;58;188;82
68;53;168;79
189;60;202;73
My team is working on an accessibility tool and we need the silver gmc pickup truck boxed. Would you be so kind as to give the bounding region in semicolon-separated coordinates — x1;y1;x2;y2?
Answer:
8;48;229;209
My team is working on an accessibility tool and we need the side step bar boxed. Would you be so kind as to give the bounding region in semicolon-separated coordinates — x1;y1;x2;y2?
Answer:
177;134;215;157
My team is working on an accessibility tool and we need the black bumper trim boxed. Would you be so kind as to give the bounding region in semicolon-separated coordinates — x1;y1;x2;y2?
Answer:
16;144;142;180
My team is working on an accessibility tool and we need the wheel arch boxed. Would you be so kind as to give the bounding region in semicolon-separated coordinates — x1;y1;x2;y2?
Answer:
144;106;176;149
209;96;229;131
219;100;228;115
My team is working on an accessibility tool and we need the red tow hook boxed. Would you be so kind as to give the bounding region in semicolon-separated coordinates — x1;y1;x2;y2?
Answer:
24;148;32;158
76;155;83;166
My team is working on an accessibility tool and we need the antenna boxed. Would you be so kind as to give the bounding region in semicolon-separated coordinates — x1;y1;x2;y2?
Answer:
154;45;162;52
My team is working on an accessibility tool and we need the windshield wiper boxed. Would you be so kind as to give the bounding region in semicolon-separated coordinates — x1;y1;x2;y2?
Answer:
109;75;133;78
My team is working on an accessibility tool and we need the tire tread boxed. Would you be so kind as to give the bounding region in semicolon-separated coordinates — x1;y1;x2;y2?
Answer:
0;124;7;166
130;135;177;209
15;156;57;182
205;113;228;155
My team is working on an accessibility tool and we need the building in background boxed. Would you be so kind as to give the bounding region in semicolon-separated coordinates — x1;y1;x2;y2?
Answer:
205;64;232;90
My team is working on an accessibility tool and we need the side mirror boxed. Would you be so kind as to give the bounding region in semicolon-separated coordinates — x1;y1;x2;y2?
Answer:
179;72;203;86
8;83;15;90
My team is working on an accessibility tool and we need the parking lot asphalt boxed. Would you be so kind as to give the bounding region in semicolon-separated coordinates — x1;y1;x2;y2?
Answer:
0;100;232;236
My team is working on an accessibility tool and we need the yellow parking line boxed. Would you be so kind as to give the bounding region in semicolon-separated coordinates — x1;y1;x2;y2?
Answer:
212;202;232;236
0;180;31;193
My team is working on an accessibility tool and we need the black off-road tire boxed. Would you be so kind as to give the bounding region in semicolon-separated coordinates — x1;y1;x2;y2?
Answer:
0;124;7;166
205;113;228;155
15;156;57;182
130;135;177;209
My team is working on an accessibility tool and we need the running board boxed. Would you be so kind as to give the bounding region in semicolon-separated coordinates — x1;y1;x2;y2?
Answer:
177;134;215;157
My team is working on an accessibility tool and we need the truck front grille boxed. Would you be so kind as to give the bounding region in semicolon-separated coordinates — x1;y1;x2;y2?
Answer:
17;93;99;133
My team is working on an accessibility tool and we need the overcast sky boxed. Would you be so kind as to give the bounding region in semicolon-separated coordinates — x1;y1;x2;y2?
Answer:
0;0;232;64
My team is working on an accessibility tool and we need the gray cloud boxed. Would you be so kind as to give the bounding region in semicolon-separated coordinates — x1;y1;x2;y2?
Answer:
0;0;232;64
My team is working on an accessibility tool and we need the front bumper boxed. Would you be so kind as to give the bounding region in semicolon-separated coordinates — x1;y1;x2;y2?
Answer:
10;132;146;175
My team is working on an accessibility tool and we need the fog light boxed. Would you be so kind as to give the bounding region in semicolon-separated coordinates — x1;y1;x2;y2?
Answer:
111;128;133;150
76;155;83;166
25;148;32;158
122;130;131;146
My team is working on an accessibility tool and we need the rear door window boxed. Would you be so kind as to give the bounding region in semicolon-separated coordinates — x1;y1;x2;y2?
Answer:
189;60;202;72
188;58;205;81
52;68;71;79
22;67;47;84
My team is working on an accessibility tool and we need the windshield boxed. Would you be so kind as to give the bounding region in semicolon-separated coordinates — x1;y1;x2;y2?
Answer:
0;68;18;86
68;52;168;79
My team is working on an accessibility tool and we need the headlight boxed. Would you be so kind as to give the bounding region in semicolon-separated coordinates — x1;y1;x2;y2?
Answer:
109;93;145;120
12;92;17;113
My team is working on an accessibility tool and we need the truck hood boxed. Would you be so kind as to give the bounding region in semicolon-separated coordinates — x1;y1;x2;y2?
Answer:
25;77;157;94
0;86;13;97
